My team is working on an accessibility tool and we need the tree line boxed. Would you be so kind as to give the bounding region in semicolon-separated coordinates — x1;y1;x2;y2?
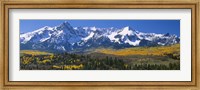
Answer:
20;52;180;70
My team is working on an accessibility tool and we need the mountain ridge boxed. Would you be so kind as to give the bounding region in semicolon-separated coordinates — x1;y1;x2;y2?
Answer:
20;21;180;52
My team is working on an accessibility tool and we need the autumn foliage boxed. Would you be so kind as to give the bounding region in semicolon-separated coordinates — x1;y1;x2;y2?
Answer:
96;44;180;56
20;44;180;70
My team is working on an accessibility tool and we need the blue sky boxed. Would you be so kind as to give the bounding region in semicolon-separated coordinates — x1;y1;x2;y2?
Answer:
20;20;180;36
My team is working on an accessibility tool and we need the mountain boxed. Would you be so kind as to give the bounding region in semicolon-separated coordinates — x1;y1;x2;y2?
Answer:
20;21;180;52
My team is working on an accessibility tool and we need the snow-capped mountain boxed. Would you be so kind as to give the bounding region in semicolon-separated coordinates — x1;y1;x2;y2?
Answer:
20;21;180;52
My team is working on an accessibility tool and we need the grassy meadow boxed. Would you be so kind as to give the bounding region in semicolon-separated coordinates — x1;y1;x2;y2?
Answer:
95;44;180;56
20;50;53;56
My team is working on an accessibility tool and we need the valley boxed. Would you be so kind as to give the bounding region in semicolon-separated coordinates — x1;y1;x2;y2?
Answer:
20;44;180;70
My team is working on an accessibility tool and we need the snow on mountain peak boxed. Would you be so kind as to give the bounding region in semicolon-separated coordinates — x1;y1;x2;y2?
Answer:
124;26;132;30
20;21;180;52
90;26;97;31
83;32;95;41
20;25;54;44
33;26;53;33
43;26;51;29
118;26;134;36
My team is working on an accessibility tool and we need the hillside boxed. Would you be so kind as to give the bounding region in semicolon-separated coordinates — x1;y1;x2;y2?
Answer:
95;44;180;56
20;44;180;70
20;50;53;55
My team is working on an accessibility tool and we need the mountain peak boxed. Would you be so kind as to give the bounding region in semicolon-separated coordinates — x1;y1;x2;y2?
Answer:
42;26;51;29
90;26;97;31
57;21;73;30
20;22;180;51
63;21;70;25
164;33;170;36
61;21;71;26
118;26;135;36
123;26;134;31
